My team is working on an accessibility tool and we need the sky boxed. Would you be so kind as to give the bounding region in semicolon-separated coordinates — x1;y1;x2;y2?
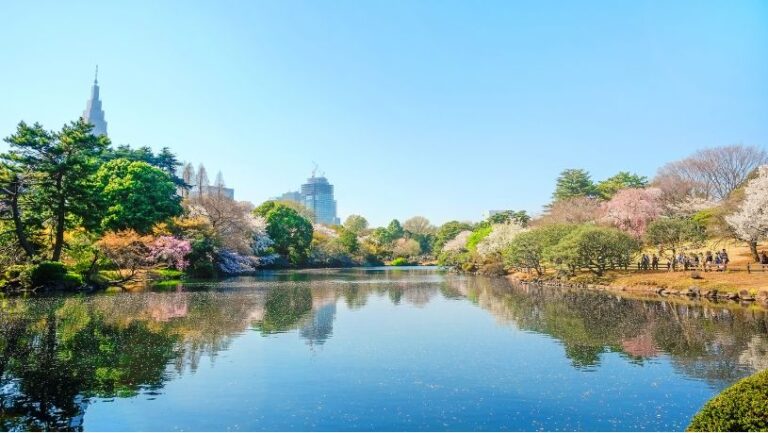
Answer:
1;0;766;226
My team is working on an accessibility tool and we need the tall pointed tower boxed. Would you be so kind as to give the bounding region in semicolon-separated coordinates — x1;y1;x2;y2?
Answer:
82;66;108;136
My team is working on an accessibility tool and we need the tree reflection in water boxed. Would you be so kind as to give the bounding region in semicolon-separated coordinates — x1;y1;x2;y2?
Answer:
1;270;767;430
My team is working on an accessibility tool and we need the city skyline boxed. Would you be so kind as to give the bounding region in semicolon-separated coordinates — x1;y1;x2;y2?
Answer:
1;1;766;226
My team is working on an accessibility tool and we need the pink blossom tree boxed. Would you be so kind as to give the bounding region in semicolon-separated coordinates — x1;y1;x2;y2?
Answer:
148;236;192;270
601;187;663;238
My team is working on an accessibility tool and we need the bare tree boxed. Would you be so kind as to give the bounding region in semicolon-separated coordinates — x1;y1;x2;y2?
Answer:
196;164;209;197
403;216;436;235
533;197;602;226
187;194;256;254
181;163;195;198
214;171;225;198
655;144;768;202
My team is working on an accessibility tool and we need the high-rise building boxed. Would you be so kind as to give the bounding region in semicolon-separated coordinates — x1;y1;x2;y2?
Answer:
275;172;340;225
82;66;108;136
301;175;340;225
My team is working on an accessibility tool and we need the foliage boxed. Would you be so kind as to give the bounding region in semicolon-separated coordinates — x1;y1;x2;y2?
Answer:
504;224;576;275
601;187;662;238
1;119;110;260
255;201;313;265
687;369;768;432
488;210;531;227
343;214;369;234
433;221;473;254
466;226;493;252
385;219;405;241
389;257;412;266
186;236;217;278
595;171;649;199
726;165;768;262
645;217;706;260
104;144;183;186
337;227;359;254
552;169;597;201
546;225;640;276
95;158;182;233
29;261;67;286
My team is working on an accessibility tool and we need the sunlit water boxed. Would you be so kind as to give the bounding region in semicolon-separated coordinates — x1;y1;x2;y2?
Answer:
1;267;767;431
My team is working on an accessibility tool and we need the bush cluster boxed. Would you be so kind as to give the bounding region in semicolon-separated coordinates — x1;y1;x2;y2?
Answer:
687;369;768;432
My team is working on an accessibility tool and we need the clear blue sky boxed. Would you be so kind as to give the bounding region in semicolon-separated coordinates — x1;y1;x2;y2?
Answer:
1;0;766;226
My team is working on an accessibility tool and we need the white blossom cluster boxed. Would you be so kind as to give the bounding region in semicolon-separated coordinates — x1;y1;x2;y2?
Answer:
250;215;274;255
476;222;526;257
726;165;768;243
442;230;473;252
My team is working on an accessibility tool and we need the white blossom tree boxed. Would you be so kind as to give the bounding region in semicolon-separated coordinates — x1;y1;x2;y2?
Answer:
726;165;768;262
442;230;473;252
476;222;526;257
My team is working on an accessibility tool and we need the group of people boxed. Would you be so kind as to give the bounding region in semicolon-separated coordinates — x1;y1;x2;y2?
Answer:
759;250;768;265
638;249;732;272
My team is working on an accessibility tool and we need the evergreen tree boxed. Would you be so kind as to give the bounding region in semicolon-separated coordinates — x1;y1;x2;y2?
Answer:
553;169;597;201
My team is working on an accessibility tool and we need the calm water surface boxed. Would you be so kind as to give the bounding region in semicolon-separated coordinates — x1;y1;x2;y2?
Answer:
1;267;767;431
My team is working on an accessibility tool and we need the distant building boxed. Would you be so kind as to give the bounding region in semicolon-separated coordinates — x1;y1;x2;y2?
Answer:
301;175;340;225
276;172;340;225
82;66;108;136
188;185;235;200
276;191;303;203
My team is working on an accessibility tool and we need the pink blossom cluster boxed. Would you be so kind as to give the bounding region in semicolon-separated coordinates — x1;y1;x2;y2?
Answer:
148;236;192;270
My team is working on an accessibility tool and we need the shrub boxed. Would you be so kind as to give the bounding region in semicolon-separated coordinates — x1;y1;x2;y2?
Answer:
687;369;768;432
3;264;31;281
546;225;640;276
466;226;492;251
478;261;505;276
29;261;67;287
390;257;411;266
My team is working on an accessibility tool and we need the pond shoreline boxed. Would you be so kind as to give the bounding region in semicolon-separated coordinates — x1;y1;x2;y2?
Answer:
510;275;768;309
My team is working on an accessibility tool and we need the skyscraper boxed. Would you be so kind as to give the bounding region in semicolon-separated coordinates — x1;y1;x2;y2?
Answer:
275;172;340;225
82;66;108;136
301;175;340;225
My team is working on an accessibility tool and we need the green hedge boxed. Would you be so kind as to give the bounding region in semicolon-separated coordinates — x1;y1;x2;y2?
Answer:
390;257;411;266
1;262;82;291
687;369;768;431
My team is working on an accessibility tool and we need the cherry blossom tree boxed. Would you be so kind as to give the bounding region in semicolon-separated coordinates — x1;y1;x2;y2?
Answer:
148;236;192;270
601;187;663;238
726;165;768;262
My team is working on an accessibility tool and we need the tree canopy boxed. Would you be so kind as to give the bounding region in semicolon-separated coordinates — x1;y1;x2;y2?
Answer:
95;159;182;233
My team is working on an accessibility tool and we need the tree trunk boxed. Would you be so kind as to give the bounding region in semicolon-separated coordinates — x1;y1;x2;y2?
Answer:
7;178;36;258
51;177;65;261
750;240;759;263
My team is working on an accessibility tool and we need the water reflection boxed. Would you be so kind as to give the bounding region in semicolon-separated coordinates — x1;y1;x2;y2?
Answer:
0;269;766;431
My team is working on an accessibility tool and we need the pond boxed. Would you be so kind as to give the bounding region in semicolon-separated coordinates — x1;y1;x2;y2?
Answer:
1;267;767;431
